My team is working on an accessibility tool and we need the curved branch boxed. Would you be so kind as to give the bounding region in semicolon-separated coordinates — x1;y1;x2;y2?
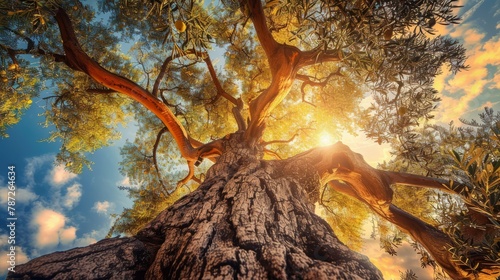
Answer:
296;69;343;89
202;53;246;130
152;126;170;194
262;133;298;146
383;171;469;195
176;138;224;187
291;142;473;279
152;49;201;97
263;148;282;160
152;55;172;97
177;160;196;188
54;8;197;160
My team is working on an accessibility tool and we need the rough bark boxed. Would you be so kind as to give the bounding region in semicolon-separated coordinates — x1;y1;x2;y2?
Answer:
8;134;382;280
7;237;154;280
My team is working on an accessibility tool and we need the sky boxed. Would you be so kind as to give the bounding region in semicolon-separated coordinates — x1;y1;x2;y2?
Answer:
0;0;499;279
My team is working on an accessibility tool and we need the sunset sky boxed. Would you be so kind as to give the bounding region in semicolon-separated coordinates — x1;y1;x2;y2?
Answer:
0;0;499;279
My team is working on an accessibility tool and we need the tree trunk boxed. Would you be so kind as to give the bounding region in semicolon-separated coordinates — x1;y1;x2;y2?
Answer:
8;134;382;279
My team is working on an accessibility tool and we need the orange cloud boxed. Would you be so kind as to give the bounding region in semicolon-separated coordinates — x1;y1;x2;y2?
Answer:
362;238;434;279
450;24;485;46
435;29;500;123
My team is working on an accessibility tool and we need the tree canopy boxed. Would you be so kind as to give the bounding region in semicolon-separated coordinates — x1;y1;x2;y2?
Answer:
1;0;498;279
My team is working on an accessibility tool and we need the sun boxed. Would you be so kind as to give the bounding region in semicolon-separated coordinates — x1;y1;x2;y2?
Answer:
319;131;334;146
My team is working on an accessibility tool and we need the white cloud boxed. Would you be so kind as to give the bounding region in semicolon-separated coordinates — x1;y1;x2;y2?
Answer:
118;176;131;186
60;227;77;245
0;188;38;205
459;0;485;23
74;231;99;247
16;188;39;203
25;154;54;187
32;209;66;248
63;183;82;209
93;201;113;214
31;208;77;249
49;165;78;186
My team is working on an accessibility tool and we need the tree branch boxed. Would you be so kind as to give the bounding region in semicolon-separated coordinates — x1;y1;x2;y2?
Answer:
53;7;198;161
241;0;278;63
202;53;246;130
298;48;342;69
203;54;238;106
296;70;343;89
1;27;68;66
383;171;469;195
291;142;473;279
152;126;170;195
262;133;298;146
152;49;201;97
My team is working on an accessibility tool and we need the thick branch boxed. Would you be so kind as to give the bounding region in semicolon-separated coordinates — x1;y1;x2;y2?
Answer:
54;8;198;160
383;171;468;194
298;48;342;68
242;0;278;63
292;142;473;279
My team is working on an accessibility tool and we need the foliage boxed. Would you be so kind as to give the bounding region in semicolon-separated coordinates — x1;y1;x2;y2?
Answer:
399;269;418;280
383;108;500;276
317;187;370;251
446;130;500;276
0;63;38;137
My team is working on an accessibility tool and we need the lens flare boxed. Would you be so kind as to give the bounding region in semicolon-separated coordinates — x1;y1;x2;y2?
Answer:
319;131;333;146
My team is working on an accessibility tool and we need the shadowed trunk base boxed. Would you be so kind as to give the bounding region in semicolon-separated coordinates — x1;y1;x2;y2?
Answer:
8;136;382;279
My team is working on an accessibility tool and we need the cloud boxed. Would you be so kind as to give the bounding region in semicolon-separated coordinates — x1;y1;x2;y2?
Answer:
118;176;131;187
63;183;82;209
60;227;77;245
93;201;113;214
0;188;38;205
450;24;485;46
31;208;76;249
49;165;78;186
74;230;99;247
25;154;54;187
459;0;485;23
435;27;500;123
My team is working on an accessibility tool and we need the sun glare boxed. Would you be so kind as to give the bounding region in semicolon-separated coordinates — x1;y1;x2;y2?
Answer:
319;131;334;146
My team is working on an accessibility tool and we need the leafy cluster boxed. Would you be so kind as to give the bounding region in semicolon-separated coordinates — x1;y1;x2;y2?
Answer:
383;108;500;276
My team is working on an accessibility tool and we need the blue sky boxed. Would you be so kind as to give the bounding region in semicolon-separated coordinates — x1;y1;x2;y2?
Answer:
0;0;499;279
